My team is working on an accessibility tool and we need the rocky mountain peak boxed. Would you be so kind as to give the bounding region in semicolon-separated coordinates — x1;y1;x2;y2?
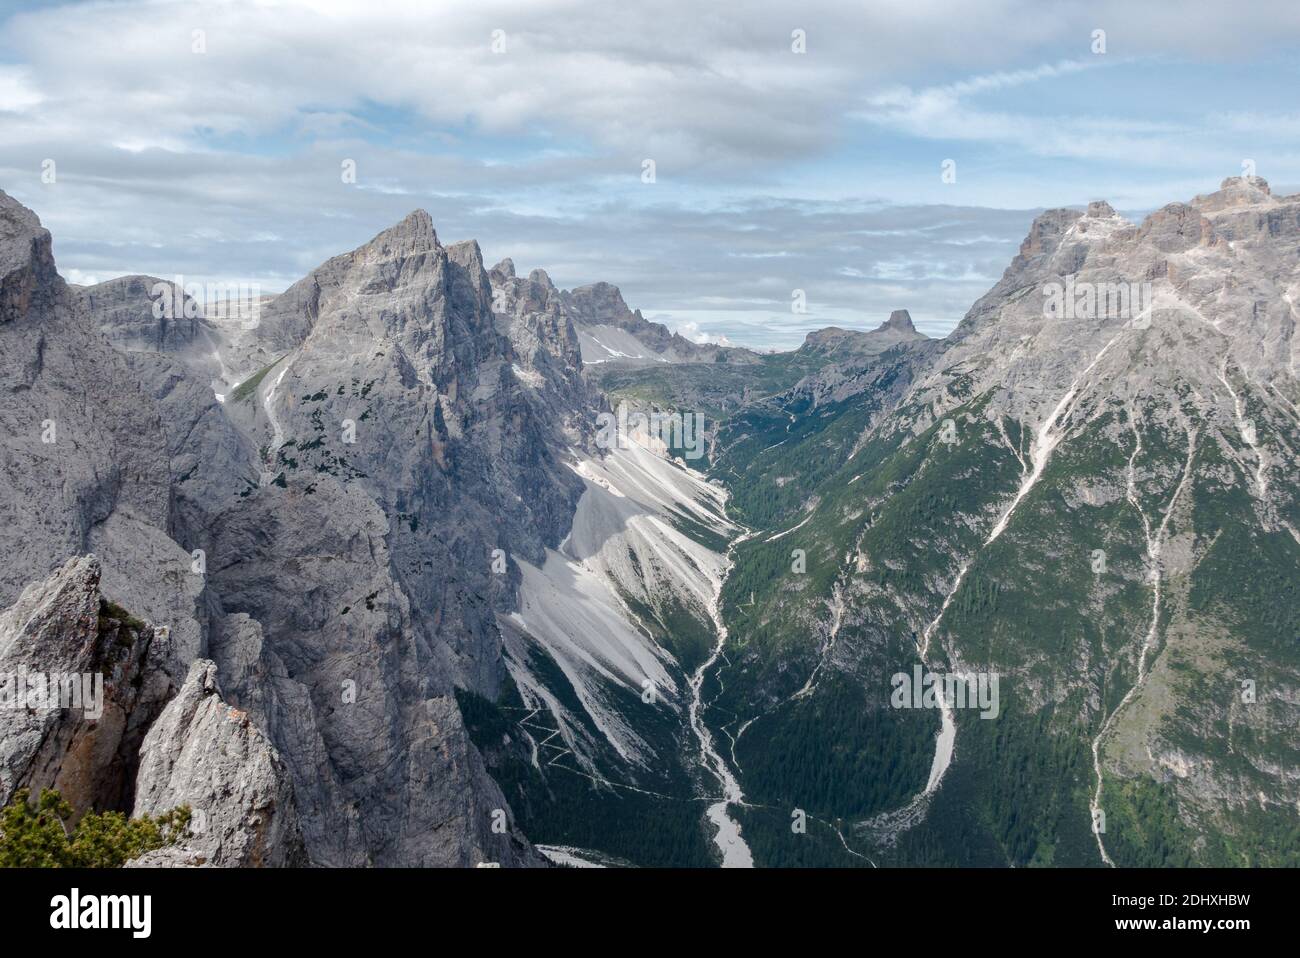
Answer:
924;174;1299;431
800;310;926;359
1219;173;1271;196
446;237;488;278
227;210;494;363
0;191;47;269
355;209;440;263
876;308;917;334
562;281;634;328
1027;206;1084;238
1192;174;1275;213
0;553;102;649
491;257;516;280
77;275;210;355
0;190;59;323
1002;207;1086;280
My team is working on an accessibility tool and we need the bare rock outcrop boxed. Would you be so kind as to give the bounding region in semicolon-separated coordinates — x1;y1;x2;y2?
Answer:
130;659;308;867
0;555;174;816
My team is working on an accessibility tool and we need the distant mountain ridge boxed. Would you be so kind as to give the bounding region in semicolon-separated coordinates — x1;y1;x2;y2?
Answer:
486;258;760;366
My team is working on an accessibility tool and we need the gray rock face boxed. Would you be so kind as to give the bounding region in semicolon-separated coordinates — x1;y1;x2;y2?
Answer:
0;193;564;866
921;174;1300;428
489;257;596;443
799;309;924;358
0;192;58;325
199;212;567;865
73;273;259;569
1192;174;1274;213
131;659;307;867
561;281;644;334
0;192;206;676
76;275;209;355
205;610;364;864
0;555;174;816
880;309;918;334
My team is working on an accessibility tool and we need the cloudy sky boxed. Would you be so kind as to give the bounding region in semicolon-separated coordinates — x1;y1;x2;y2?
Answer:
2;0;1298;348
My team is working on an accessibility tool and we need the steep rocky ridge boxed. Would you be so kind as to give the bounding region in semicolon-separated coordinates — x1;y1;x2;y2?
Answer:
490;263;757;367
0;192;206;676
0;555;305;866
177;211;584;865
0;193;594;866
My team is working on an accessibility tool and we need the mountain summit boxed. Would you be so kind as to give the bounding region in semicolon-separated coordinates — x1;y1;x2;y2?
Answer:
876;308;917;334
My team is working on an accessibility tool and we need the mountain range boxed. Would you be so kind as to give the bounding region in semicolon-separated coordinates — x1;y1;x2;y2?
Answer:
0;175;1295;867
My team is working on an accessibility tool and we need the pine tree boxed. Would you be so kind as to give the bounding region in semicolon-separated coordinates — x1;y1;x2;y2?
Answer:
0;788;191;867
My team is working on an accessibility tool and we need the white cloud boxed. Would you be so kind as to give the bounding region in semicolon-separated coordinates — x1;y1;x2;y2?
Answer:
7;0;1298;170
0;65;41;112
855;60;1202;167
3;0;1300;347
666;318;735;346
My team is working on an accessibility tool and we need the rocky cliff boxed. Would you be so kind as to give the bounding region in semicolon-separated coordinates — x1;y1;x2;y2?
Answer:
0;192;614;866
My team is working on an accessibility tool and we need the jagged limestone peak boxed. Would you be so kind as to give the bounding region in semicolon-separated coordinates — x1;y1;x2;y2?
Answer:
355;209;440;264
879;309;917;333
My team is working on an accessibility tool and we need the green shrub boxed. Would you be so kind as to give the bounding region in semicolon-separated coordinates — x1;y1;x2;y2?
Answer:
0;788;191;868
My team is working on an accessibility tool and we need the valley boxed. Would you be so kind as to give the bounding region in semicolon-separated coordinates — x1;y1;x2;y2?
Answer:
2;174;1297;870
